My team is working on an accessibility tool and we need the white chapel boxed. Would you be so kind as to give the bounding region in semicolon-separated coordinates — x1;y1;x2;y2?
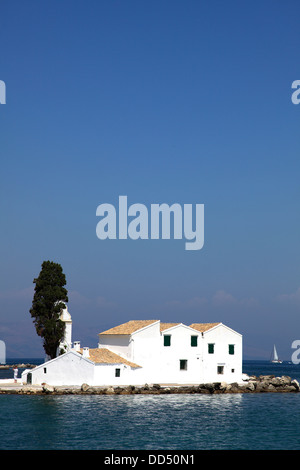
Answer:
22;304;243;387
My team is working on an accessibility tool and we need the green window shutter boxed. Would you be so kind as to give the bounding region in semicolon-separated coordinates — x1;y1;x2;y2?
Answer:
229;344;235;355
164;335;171;346
115;368;121;377
208;343;214;354
191;336;198;347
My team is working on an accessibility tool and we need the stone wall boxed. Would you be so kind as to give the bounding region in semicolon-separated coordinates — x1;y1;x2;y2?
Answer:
0;375;299;395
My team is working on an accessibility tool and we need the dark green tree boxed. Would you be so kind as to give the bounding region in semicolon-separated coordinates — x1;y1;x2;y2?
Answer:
30;260;68;359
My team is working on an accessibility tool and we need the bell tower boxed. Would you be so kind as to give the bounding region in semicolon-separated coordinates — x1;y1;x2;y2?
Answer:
58;303;72;354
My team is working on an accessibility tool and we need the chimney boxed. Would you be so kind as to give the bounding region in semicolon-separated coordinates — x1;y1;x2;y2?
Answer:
73;341;80;352
82;347;90;358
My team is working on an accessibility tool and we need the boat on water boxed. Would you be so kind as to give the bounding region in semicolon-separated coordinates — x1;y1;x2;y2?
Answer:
271;344;283;363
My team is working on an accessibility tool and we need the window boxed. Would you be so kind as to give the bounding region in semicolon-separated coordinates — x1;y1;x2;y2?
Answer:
180;359;188;370
115;368;120;377
208;343;214;354
231;369;235;373
164;335;171;347
191;336;198;347
229;344;235;355
43;368;47;374
217;365;224;374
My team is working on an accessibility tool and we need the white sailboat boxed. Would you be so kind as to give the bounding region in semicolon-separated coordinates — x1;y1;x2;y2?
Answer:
271;344;282;363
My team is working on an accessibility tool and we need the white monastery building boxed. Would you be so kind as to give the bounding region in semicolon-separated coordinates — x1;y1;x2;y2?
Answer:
22;304;243;386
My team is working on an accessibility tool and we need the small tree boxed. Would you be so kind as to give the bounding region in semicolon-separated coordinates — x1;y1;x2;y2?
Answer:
30;260;68;359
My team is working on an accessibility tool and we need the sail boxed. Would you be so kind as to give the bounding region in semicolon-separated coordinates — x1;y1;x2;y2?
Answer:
271;344;282;362
273;345;278;361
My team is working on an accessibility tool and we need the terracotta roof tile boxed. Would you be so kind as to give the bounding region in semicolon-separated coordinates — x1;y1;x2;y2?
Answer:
189;322;221;332
160;323;180;331
99;320;158;335
79;348;141;368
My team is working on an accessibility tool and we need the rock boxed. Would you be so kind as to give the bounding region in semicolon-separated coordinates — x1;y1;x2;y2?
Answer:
42;383;54;393
228;382;242;393
120;385;135;394
177;386;193;393
242;373;250;381
219;382;229;392
291;379;300;391
20;386;38;394
279;376;291;386
282;385;297;392
255;381;267;391
152;383;161;390
81;383;90;392
203;383;215;393
106;386;115;394
246;381;256;391
212;382;221;390
197;384;210;393
270;377;282;387
258;375;274;381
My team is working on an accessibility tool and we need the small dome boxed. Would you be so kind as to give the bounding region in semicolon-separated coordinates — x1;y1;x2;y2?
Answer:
59;303;72;322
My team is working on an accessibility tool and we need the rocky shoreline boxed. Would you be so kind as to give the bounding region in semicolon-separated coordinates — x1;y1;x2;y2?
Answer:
0;363;37;370
0;374;299;395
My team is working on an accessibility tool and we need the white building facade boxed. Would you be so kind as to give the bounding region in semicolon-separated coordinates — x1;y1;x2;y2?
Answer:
22;312;243;386
98;320;243;385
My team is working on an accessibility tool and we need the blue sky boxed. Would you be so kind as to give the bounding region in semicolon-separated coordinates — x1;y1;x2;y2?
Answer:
0;0;300;359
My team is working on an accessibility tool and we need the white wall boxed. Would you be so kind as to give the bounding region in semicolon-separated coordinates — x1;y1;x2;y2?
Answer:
202;324;243;383
98;322;162;366
156;325;204;384
93;363;145;386
21;352;94;386
131;323;243;384
130;321;161;366
98;334;132;360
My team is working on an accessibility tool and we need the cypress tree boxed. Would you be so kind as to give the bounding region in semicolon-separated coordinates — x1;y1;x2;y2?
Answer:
30;260;68;359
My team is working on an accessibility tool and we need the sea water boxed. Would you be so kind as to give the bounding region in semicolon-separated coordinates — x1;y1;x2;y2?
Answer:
0;360;300;450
